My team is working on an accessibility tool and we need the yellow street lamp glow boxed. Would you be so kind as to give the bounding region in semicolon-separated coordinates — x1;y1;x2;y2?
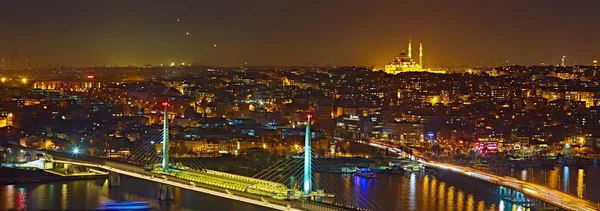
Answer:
21;78;28;84
1;77;5;83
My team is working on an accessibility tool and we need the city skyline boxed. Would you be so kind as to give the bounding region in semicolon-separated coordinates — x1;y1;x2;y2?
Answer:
1;0;599;68
3;1;600;211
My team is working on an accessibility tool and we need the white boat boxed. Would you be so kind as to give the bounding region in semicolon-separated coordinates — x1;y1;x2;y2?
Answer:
341;167;355;173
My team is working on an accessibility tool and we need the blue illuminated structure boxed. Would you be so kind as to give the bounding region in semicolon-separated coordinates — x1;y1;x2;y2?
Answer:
162;102;169;172
303;114;312;195
100;201;150;210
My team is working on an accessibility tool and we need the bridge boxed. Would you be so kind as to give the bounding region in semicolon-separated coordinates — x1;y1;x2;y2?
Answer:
357;140;599;211
8;107;378;211
48;157;301;211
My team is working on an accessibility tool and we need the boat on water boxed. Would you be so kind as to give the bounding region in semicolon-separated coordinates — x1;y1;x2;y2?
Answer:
354;166;377;178
341;167;355;174
392;158;423;172
557;156;593;166
99;201;150;210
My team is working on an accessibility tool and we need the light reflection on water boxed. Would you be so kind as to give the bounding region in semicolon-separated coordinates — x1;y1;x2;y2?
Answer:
3;165;597;211
408;173;416;210
313;172;528;211
498;164;599;202
0;177;270;211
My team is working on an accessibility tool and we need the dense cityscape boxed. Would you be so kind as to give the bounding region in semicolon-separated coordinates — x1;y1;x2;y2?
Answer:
1;47;600;160
1;1;600;211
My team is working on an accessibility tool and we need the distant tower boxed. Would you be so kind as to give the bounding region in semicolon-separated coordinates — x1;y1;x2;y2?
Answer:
561;56;566;67
10;46;19;70
162;102;169;172
24;53;30;70
407;37;412;59
419;38;423;68
303;114;312;195
593;60;598;67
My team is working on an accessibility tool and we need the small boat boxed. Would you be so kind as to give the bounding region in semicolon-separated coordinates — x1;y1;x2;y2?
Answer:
99;201;150;210
354;167;377;178
402;162;423;172
557;157;575;165
341;167;355;174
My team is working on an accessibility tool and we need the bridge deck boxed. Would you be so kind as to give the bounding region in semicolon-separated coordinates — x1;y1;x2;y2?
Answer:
51;159;302;211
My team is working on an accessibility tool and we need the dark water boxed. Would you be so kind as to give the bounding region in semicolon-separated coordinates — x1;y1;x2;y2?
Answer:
0;176;270;211
313;172;525;211
4;166;597;211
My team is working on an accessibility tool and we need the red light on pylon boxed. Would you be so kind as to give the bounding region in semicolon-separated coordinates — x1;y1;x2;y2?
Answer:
162;102;169;106
307;114;313;118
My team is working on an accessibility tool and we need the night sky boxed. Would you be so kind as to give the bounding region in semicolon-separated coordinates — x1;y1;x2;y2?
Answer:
1;0;599;68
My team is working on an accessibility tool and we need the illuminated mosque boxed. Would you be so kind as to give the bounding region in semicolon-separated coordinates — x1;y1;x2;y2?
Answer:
383;37;445;74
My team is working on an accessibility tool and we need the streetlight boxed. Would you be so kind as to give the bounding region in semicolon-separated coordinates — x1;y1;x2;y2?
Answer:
73;147;80;155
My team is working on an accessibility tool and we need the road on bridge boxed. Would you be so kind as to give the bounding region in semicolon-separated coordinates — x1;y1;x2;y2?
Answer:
350;139;599;211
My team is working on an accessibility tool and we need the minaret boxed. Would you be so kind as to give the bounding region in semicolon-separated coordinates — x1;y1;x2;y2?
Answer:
419;38;423;68
408;37;412;59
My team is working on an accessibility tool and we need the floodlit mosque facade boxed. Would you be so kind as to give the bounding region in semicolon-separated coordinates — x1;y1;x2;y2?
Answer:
382;37;446;74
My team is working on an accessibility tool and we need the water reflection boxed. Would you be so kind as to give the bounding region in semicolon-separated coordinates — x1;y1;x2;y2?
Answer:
408;173;416;210
61;183;67;209
4;166;594;211
499;164;596;202
466;194;474;211
437;181;445;211
577;169;584;198
563;166;570;192
0;177;270;211
548;168;559;189
446;186;455;211
422;175;430;210
17;187;27;210
313;172;508;211
2;185;15;210
456;191;464;211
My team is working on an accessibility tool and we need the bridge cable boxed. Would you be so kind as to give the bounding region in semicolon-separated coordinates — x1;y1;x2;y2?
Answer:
310;151;383;210
252;156;298;178
130;135;163;165
255;158;300;180
308;155;371;209
264;158;304;184
258;158;303;182
313;152;384;210
126;131;164;164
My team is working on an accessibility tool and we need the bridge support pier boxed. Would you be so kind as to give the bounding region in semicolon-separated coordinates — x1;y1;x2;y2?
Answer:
108;172;121;187
157;183;174;200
